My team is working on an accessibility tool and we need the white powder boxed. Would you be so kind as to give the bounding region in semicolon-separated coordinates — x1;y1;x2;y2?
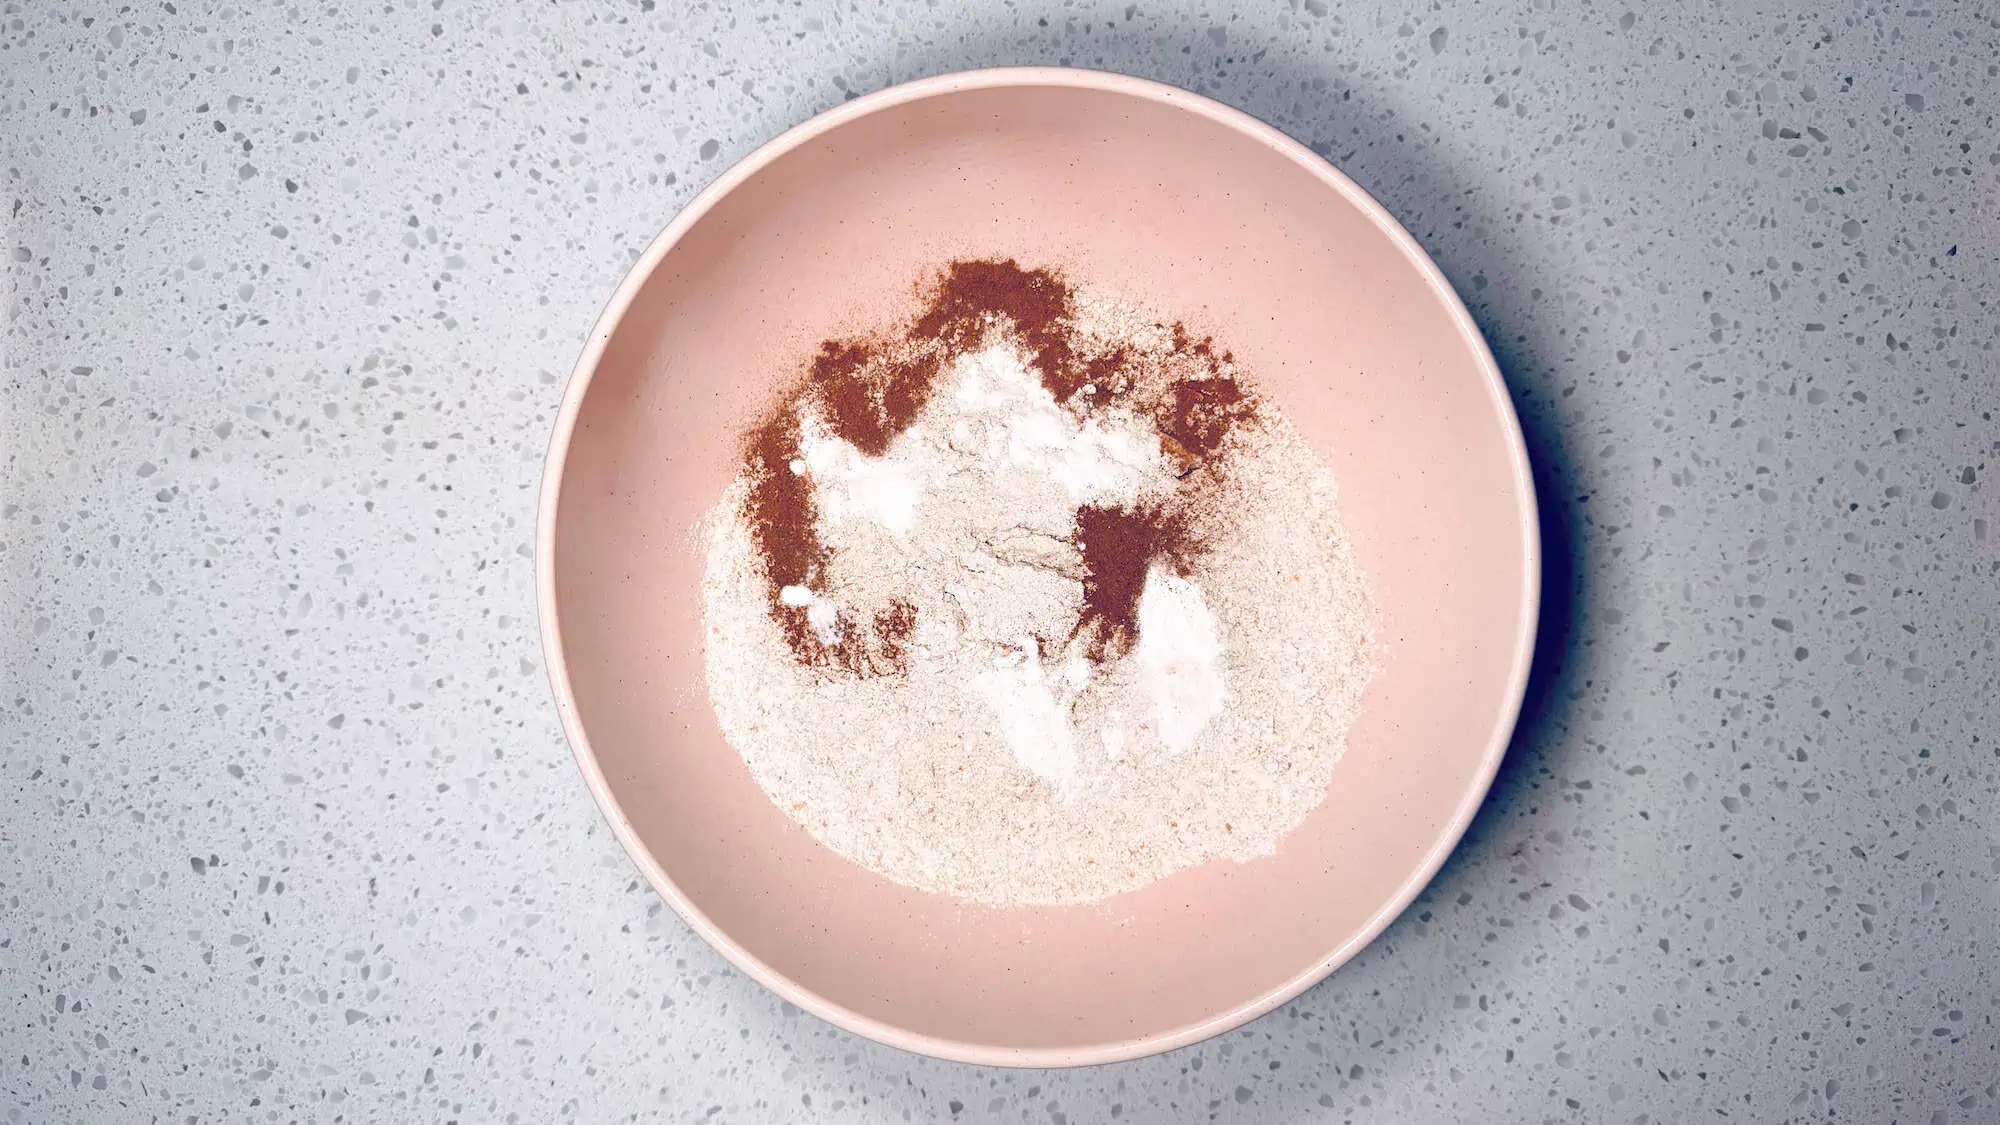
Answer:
776;583;841;646
1131;567;1228;754
793;343;1157;548
796;413;932;535
967;638;1078;790
702;303;1376;906
951;344;1160;505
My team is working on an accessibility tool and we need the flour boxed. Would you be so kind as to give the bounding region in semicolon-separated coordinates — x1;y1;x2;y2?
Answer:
701;269;1376;906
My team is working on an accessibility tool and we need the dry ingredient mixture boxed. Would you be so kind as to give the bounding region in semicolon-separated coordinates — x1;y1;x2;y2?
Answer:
701;260;1376;906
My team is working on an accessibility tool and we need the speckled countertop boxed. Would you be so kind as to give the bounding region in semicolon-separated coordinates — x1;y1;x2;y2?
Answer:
4;2;1996;1121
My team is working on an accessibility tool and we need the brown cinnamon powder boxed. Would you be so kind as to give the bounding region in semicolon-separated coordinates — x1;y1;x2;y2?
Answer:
809;338;946;458
742;394;833;663
912;258;1078;393
743;396;820;600
871;599;918;670
1159;369;1257;460
1070;501;1200;662
1070;347;1130;406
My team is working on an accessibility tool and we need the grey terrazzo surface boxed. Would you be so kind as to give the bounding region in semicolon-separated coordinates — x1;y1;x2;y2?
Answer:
3;0;1996;1120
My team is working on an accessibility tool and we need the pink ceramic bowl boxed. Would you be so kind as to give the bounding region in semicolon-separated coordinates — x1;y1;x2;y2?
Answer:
538;67;1537;1066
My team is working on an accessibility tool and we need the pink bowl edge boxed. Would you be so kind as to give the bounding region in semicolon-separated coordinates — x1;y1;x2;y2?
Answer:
533;64;1542;1069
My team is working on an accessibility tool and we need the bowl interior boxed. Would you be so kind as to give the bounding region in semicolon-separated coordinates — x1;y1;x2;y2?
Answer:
547;74;1534;1063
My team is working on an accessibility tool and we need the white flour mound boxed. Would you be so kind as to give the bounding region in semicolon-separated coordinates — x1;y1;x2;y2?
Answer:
700;337;1376;907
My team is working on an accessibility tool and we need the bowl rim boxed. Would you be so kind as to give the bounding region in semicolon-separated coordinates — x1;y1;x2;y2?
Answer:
536;65;1541;1068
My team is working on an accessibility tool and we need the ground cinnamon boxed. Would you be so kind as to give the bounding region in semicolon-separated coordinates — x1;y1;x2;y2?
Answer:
742;394;828;655
1159;367;1256;460
871;599;918;670
912;258;1078;396
1072;347;1130;405
809;338;945;458
1070;501;1201;661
